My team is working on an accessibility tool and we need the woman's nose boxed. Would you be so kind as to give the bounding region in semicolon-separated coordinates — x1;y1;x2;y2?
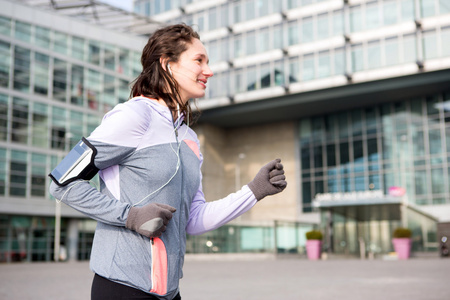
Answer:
203;65;213;78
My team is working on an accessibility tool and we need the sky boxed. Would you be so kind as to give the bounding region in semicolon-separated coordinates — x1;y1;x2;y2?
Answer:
101;0;132;11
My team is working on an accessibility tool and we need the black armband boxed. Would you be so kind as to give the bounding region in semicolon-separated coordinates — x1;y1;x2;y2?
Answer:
49;137;99;186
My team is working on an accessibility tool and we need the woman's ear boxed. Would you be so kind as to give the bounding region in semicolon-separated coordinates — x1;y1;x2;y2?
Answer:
159;57;170;72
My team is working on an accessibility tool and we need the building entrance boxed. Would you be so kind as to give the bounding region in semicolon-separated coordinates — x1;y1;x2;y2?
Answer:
315;193;438;257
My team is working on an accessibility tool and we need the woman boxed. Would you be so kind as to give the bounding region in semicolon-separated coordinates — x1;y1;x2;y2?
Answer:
49;24;287;300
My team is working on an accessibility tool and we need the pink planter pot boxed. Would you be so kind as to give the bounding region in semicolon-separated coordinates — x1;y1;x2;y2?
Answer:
306;240;322;260
392;238;412;260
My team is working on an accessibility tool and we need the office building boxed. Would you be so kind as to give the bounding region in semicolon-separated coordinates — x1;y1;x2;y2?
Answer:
136;0;450;256
0;0;149;262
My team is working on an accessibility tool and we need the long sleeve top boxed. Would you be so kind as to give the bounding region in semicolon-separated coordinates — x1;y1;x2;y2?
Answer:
49;96;258;299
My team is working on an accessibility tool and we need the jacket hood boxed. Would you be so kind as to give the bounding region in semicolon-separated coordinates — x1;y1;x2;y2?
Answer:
130;96;186;125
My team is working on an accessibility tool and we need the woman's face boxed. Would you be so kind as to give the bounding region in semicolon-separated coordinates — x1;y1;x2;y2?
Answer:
170;38;213;103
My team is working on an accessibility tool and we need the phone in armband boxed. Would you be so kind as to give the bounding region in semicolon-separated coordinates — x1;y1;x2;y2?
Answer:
49;137;99;186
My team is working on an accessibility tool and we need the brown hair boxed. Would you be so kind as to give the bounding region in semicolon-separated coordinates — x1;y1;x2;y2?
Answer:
130;24;200;124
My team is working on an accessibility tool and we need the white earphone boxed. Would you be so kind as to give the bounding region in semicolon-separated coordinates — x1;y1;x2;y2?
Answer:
167;63;173;76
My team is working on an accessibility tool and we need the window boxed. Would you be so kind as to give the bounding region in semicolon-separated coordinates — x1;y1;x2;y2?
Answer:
87;114;100;136
131;51;141;77
246;66;257;91
51;107;66;150
34;53;49;96
317;13;329;40
31;102;48;148
234;34;244;58
11;98;29;144
14;21;31;43
421;0;436;18
333;47;345;75
53;59;67;102
234;68;244;93
35;26;50;49
429;128;442;155
71;65;84;106
367;138;379;162
13;46;30;92
260;63;271;89
274;60;284;87
440;0;450;14
219;37;230;62
88;41;101;66
415;170;428;195
351;44;363;72
220;4;229;28
72;36;85;61
366;2;380;30
104;44;115;71
208;8;217;31
103;74;115;111
383;0;397;25
86;69;101;109
402;34;416;63
367;41;381;69
0;41;10;88
401;0;415;21
431;168;444;194
0;148;5;195
53;31;68;55
246;31;256;56
385;37;399;66
288;21;299;46
288;0;298;9
0;94;7;141
318;51;330;78
289;57;299;83
31;154;46;197
10;150;27;197
332;10;344;36
118;79;129;104
259;28;270;53
422;30;438;60
234;1;242;23
0;16;11;36
245;0;255;21
442;27;450;56
69;111;84;148
273;24;283;49
302;54;315;81
350;5;363;33
119;49;130;75
302;17;314;43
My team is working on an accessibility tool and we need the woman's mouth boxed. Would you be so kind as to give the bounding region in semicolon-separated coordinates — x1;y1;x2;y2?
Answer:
197;79;207;88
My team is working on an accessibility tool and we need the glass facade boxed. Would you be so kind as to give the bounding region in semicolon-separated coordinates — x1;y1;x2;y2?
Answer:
136;0;449;257
0;10;142;262
0;15;141;200
301;91;450;211
186;221;316;254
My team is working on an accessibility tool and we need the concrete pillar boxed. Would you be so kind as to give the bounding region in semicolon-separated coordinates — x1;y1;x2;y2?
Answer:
67;219;79;261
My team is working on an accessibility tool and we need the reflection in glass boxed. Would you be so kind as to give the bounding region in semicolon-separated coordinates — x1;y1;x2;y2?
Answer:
34;53;49;96
53;59;67;102
13;46;30;92
0;41;10;88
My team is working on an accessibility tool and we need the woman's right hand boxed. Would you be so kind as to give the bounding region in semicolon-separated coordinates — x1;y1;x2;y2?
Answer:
126;203;177;238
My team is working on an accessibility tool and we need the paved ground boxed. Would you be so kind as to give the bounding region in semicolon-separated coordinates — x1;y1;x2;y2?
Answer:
0;255;448;300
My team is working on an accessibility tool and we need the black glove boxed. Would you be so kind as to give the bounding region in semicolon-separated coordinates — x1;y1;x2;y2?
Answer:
126;203;176;238
247;158;287;201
